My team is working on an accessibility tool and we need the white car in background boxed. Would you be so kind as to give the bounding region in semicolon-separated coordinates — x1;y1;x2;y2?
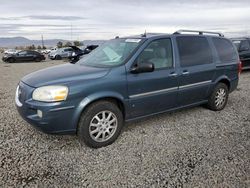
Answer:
4;49;19;55
41;49;51;54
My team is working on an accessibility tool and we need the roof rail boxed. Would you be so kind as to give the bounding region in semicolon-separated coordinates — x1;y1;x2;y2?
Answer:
173;30;224;37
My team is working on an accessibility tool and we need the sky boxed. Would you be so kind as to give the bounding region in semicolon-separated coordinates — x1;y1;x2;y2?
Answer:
0;0;250;40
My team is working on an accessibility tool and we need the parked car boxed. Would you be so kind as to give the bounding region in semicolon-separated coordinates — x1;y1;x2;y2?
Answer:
232;38;250;69
41;49;51;54
69;45;98;63
2;50;45;63
48;47;74;60
4;49;19;55
15;30;241;148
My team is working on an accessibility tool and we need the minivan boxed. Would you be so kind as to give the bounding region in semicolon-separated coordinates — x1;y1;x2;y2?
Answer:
16;30;241;148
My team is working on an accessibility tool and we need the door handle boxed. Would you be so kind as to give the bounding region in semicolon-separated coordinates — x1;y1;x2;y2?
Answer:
169;72;178;77
182;70;189;75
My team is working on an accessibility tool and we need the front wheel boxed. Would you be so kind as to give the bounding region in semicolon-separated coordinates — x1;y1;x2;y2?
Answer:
207;83;229;111
55;55;62;60
8;58;15;63
77;100;124;148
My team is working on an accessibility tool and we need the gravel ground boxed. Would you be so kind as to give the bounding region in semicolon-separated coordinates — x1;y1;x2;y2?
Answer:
0;54;249;187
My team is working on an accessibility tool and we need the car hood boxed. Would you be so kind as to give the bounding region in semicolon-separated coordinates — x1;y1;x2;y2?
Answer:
21;63;110;88
3;54;15;58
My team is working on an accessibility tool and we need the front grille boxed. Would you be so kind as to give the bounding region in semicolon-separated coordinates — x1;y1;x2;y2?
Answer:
18;82;34;104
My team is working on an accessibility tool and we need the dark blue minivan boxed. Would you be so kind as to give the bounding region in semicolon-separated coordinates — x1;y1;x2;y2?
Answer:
16;30;241;148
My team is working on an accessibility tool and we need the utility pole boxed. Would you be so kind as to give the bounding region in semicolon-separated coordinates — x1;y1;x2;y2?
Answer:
70;23;73;42
41;35;44;48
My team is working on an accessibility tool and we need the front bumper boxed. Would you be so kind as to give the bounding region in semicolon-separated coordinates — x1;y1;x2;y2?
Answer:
15;82;77;134
2;57;7;62
48;55;55;60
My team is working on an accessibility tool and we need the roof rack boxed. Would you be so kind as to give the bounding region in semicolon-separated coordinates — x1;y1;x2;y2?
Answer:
173;30;224;37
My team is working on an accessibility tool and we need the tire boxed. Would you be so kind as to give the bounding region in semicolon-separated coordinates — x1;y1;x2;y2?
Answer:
55;55;62;60
8;58;15;63
35;57;41;62
207;83;229;111
77;100;124;148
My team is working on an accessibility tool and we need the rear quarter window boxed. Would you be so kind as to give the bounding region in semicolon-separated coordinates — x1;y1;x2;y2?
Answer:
176;36;213;67
212;38;237;63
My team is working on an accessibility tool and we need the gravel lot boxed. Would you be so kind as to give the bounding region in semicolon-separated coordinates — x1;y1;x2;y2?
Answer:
0;54;249;187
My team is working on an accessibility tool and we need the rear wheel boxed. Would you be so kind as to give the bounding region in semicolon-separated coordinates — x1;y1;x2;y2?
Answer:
35;57;41;62
207;83;229;111
77;100;124;148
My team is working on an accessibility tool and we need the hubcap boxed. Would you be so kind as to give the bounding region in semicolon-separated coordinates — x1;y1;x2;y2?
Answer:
89;111;118;142
215;88;226;108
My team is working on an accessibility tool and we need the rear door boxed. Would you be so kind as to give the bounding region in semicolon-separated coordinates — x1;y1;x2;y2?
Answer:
127;38;179;118
175;36;215;106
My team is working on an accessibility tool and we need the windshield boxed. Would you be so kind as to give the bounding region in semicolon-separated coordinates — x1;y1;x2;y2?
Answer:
77;38;142;67
232;40;241;50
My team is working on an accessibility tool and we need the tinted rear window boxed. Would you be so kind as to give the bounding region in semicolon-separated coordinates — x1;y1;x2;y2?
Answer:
212;38;237;63
176;36;213;67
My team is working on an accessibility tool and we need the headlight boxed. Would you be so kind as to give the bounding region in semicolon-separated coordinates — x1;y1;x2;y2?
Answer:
72;52;76;57
32;85;69;102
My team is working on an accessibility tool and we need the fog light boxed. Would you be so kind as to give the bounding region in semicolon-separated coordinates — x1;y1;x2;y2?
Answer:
37;110;43;118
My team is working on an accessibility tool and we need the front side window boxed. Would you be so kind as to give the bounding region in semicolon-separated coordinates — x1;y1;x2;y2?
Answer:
177;36;213;67
136;38;173;69
78;38;142;67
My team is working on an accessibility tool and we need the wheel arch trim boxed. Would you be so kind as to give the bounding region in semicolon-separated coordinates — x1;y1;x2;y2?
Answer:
71;91;127;131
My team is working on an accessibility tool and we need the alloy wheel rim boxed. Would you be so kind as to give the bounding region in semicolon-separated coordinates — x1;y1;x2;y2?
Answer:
89;111;118;142
215;88;226;108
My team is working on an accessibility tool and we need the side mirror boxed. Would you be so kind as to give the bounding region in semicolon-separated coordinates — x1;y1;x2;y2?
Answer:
239;46;249;52
131;62;154;74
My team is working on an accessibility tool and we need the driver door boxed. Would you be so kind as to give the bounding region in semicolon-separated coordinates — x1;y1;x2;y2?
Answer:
126;38;179;118
18;51;31;61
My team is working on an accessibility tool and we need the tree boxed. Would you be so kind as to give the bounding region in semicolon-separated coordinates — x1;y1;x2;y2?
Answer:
37;45;42;50
42;46;46;49
57;41;63;48
27;44;36;50
73;40;83;46
64;41;72;47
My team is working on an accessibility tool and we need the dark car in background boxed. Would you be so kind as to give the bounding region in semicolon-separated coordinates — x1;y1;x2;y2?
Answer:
69;45;98;63
232;38;250;69
16;30;240;148
2;50;45;63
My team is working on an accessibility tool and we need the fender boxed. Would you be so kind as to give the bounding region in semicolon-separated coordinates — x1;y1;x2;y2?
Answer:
214;75;231;86
71;91;127;130
207;75;231;96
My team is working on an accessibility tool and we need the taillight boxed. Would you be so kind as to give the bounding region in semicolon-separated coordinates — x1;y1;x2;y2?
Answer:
238;61;242;76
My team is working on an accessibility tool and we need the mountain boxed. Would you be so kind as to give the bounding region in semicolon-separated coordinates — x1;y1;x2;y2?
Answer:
0;37;106;48
0;37;68;48
83;40;105;46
